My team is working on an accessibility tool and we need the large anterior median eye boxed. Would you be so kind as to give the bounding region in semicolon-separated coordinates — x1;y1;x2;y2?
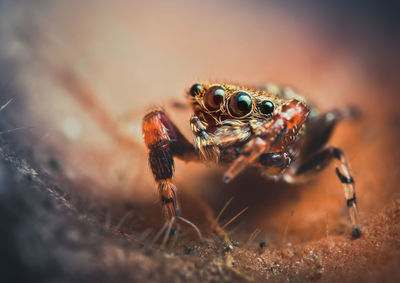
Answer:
228;91;253;117
203;86;225;110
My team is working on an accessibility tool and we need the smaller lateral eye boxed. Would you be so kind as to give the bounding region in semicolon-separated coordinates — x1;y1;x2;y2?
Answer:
228;91;253;117
260;100;274;115
204;86;225;110
189;83;205;97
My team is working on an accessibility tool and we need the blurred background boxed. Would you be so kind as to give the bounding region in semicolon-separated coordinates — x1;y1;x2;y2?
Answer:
0;0;399;282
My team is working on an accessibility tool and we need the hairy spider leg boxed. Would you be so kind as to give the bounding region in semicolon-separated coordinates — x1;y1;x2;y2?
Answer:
285;146;361;238
142;110;196;233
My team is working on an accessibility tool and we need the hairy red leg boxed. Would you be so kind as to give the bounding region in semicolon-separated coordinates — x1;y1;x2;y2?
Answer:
142;110;192;232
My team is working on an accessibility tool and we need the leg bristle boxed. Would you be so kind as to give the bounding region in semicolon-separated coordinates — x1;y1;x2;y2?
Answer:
178;216;203;240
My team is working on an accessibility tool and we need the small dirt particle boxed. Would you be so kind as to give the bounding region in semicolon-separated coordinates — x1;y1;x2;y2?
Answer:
184;246;196;255
224;245;233;252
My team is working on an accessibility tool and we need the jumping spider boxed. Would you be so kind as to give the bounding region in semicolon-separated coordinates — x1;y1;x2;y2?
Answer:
142;82;361;239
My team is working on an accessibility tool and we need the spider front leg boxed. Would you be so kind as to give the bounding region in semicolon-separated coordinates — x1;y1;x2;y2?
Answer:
142;110;197;234
284;146;361;238
223;137;269;183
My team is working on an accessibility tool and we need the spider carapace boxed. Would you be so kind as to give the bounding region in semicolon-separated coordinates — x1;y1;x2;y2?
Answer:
142;82;361;239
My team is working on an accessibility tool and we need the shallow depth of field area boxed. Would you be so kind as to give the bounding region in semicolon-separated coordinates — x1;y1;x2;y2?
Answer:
0;1;399;282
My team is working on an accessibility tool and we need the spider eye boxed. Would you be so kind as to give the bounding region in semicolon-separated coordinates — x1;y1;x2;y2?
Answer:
189;83;205;97
204;86;225;110
260;100;274;115
228;91;253;117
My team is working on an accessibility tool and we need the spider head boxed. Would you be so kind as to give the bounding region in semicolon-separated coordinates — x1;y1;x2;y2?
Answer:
188;82;298;122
